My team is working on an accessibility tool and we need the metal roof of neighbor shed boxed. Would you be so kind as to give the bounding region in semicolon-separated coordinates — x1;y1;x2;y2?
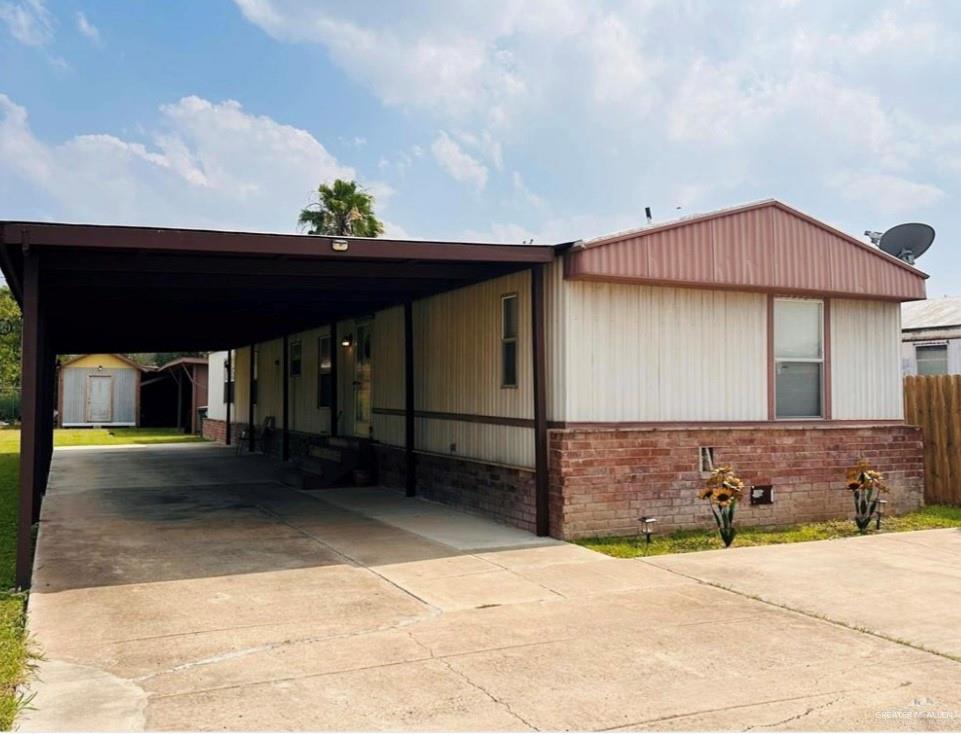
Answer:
902;297;961;331
566;199;927;301
0;221;562;354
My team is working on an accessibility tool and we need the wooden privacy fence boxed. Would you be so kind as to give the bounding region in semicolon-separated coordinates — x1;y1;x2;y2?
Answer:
904;375;961;505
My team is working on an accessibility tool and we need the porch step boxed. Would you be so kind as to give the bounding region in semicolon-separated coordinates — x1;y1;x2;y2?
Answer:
327;436;360;450
280;436;367;489
308;446;342;463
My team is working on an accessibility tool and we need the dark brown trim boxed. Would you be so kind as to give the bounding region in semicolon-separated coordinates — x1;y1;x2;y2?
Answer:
565;273;921;303
17;246;39;589
224;350;231;446
372;407;535;428
530;265;549;537
2;222;559;263
329;322;338;437
823;299;832;420
248;345;256;452
404;301;416;497
282;334;289;461
767;294;775;421
547;419;907;430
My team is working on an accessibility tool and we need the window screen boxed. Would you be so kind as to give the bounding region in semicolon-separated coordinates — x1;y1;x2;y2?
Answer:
916;344;948;375
502;294;518;387
774;299;823;418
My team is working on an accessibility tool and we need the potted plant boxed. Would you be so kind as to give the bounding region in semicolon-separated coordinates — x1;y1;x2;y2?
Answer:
699;465;745;547
846;459;886;533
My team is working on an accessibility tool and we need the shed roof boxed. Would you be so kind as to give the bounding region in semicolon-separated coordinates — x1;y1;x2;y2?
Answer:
0;222;562;353
567;199;927;301
901;297;961;331
59;353;143;370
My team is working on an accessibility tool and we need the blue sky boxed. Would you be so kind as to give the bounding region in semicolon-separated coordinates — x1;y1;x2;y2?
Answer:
1;0;959;295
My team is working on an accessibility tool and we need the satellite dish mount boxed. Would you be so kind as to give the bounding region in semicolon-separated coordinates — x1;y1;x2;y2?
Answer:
875;223;935;265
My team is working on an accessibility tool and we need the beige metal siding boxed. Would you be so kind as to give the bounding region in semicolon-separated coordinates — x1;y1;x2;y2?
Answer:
206;351;226;420
544;259;566;422
831;299;903;419
255;339;284;425
372;306;405;446
414;270;532;419
370;271;536;468
416;419;534;468
564;282;768;422
286;327;332;435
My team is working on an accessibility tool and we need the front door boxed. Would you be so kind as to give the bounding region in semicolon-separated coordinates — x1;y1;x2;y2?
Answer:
353;322;372;437
86;375;113;423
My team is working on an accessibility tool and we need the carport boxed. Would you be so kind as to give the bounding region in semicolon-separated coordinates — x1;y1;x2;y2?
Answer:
0;221;562;588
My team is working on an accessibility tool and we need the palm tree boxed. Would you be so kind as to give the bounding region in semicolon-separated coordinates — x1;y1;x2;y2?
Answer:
298;179;384;237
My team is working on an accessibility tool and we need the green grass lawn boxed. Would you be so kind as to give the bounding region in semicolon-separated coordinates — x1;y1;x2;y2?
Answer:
53;427;205;447
579;505;961;559
0;426;204;729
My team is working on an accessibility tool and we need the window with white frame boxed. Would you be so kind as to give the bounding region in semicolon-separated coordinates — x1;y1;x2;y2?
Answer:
774;299;823;418
501;294;518;388
916;343;948;375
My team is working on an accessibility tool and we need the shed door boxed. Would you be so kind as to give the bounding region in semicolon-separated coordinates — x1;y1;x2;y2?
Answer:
86;375;113;423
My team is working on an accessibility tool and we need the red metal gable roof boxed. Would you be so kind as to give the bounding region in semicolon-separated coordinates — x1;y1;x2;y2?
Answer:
565;200;927;301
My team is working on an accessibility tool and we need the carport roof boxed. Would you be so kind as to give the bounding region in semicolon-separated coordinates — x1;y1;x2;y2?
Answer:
0;221;564;353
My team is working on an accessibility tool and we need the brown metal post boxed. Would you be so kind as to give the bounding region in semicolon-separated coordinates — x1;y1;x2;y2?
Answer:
248;344;256;452
282;334;290;461
404;301;416;497
17;246;40;588
531;265;549;536
329;322;338;437
224;350;231;445
175;371;183;431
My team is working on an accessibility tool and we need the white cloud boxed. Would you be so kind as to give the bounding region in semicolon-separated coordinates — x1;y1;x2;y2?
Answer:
827;171;945;214
233;0;527;123
75;11;99;44
0;93;359;232
431;131;488;190
0;0;53;46
512;171;544;209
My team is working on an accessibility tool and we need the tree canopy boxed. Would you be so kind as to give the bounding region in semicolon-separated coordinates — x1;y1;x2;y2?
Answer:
0;287;21;390
298;179;384;237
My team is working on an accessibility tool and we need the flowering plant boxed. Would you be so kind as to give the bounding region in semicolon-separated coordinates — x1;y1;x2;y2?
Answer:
699;465;745;547
846;459;887;533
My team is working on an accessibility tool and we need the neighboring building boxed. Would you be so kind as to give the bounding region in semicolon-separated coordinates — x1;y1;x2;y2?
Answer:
140;357;209;433
58;353;141;427
205;199;927;539
901;297;961;376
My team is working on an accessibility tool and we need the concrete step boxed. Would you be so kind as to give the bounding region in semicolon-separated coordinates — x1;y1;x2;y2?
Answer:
308;446;342;463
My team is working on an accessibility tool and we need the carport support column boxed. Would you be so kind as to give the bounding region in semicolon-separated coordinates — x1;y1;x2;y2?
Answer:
17;246;41;588
282;334;290;461
224;350;231;446
329;321;338;437
404;301;416;497
248;344;256;452
531;264;549;537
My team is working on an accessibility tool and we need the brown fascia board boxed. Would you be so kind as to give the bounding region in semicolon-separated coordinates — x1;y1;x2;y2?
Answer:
0;222;560;264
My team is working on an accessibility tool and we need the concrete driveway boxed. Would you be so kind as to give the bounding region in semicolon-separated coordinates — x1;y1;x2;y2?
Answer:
20;444;961;731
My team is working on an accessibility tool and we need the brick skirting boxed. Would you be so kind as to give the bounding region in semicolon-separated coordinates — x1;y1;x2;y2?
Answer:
201;417;227;443
549;424;925;539
373;444;536;532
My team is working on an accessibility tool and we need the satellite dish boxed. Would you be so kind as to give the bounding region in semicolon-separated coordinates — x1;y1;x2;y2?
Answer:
877;223;935;265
